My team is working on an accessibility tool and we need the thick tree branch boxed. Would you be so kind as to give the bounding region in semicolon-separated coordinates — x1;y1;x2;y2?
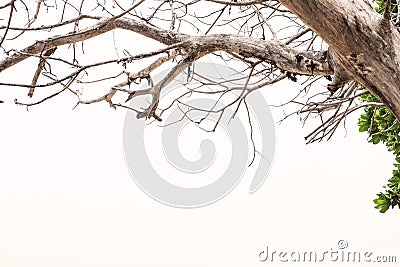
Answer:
278;0;400;120
0;17;332;77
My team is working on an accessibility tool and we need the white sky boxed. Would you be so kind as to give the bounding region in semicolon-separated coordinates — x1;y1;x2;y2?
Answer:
0;1;399;266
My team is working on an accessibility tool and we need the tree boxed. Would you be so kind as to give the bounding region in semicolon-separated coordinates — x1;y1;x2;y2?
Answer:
357;0;400;213
0;0;399;211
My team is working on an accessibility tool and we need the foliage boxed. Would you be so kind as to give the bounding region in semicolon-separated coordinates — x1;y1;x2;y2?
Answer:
357;0;400;214
358;87;400;213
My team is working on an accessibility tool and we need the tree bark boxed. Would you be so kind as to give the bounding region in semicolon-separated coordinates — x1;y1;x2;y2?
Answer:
1;0;399;121
0;17;332;77
278;0;400;119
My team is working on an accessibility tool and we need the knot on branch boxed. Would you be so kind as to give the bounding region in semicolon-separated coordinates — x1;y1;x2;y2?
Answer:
346;53;373;77
293;50;331;76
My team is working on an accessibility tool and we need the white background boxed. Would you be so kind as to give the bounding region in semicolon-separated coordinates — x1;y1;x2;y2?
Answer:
0;82;399;266
0;3;399;266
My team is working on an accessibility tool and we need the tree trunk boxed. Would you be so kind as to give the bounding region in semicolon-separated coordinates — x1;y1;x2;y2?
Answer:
278;0;400;119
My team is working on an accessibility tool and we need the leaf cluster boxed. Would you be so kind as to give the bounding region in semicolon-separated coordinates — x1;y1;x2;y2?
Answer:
358;88;400;212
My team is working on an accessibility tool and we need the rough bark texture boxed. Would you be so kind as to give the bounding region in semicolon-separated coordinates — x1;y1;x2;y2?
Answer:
0;17;332;77
0;0;398;123
278;0;400;119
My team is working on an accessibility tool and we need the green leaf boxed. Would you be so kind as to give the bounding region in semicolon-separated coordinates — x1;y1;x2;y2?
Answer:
371;135;381;144
359;124;369;132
